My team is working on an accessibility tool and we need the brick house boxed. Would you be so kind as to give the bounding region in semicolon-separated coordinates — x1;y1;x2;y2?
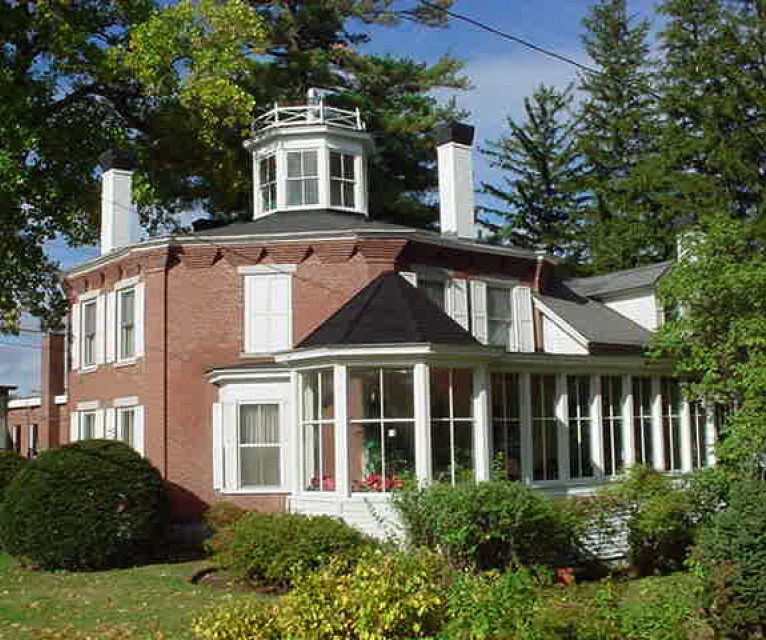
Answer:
4;98;717;535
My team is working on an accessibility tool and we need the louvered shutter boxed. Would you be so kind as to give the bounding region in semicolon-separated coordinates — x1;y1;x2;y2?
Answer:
104;408;117;439
513;286;535;352
448;279;470;330
105;291;116;363
134;282;145;357
94;409;105;438
470;280;488;344
71;303;80;371
95;295;106;365
70;412;79;443
134;406;145;455
212;403;224;491
223;402;238;490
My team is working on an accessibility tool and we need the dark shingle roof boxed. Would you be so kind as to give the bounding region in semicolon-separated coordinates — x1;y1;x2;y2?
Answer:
566;261;672;298
298;271;478;348
536;283;652;352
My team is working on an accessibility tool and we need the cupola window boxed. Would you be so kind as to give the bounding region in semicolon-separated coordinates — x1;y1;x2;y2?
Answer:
286;150;319;206
330;151;356;208
259;155;277;212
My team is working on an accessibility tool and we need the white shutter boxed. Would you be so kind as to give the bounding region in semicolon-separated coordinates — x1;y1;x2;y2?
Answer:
245;274;291;353
134;282;145;357
70;412;79;443
212;402;224;491
105;291;116;363
399;271;417;287
104;407;117;439
223;402;239;490
134;406;145;455
448;279;470;330
507;288;519;351
71;303;81;371
95;295;106;365
513;286;535;352
470;280;488;344
271;274;291;351
94;409;105;438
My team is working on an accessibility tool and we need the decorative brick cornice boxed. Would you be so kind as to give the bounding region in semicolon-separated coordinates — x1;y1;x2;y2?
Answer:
177;246;221;269
356;238;407;264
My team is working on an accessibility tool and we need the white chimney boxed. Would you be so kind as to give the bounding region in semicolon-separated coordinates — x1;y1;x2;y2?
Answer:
436;122;476;239
99;150;139;255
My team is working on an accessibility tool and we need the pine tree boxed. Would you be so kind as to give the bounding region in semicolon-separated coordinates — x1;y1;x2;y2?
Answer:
577;0;668;272
480;84;586;261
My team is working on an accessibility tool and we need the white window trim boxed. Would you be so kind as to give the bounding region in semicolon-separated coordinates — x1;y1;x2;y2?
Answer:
299;369;337;495
234;400;287;493
328;150;358;211
238;264;297;275
79;294;100;371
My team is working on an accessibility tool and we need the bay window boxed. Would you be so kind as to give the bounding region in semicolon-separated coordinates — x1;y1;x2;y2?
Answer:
286;150;319;206
302;369;336;491
601;375;624;476
491;372;522;481
259;154;277;212
239;404;281;488
632;377;653;466
661;378;682;471
330;151;356;208
568;375;593;479
532;374;559;481
348;368;415;492
430;368;473;484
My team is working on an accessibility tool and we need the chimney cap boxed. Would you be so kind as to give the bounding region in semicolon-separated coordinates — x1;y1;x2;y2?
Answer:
436;121;475;147
99;149;137;172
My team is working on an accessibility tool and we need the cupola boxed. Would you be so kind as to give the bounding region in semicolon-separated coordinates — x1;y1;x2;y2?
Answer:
244;90;373;219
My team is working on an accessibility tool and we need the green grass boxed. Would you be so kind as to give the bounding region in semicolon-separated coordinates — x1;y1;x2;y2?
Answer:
0;554;259;639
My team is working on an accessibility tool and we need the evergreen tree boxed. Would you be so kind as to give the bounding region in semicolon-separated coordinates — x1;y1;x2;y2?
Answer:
481;85;586;261
577;0;667;272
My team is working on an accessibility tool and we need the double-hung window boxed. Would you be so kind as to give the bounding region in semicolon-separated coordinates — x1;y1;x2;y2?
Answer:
531;374;559;481
79;411;96;440
259;154;277;213
330;151;356;208
301;369;336;491
601;376;624;476
286;150;319;206
661;378;682;471
632;377;653;466
243;270;292;354
491;372;522;481
487;285;513;348
239;404;281;488
567;375;593;479
690;401;708;469
117;407;135;448
431;368;474;484
117;287;136;360
81;299;97;368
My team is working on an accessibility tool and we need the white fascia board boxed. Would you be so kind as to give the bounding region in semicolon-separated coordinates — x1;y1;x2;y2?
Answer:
8;397;42;409
54;395;68;405
207;367;292;386
275;343;499;366
533;298;591;350
238;264;297;275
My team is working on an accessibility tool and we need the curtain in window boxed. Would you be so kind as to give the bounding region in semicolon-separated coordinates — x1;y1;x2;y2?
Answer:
239;404;280;487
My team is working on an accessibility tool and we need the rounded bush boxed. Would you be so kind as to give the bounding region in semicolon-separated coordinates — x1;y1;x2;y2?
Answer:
0;450;27;502
213;512;374;588
0;439;169;570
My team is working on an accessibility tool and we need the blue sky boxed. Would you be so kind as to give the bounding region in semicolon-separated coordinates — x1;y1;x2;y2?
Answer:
0;0;660;395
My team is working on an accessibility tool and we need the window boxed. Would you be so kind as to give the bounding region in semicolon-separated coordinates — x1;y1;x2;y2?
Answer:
244;272;291;353
491;372;522;481
259;154;277;212
28;424;38;458
348;368;415;492
601;376;624;476
532;374;558;481
487;286;513;348
117;287;135;360
79;411;96;440
632;377;653;466
420;280;446;311
690;401;708;469
11;425;20;453
301;369;336;491
661;378;682;471
239;404;281;488
117;407;135;448
286;150;319;206
431;368;473;484
81;299;97;367
568;375;593;479
330;151;356;208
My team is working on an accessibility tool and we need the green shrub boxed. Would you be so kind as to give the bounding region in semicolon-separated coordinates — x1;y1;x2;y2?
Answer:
212;511;373;588
193;600;279;640
278;549;451;639
204;501;246;533
695;479;766;637
685;466;730;527
393;480;580;570
0;450;27;502
0;439;168;570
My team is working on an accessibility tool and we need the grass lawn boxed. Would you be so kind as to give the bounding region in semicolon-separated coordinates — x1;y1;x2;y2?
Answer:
0;554;258;639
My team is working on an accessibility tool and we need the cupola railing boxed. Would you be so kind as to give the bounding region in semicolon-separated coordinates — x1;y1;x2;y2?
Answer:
252;100;366;134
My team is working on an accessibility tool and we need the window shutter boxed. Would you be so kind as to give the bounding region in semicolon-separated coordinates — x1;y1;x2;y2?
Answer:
105;291;116;363
71;303;80;371
104;408;117;439
94;409;105;438
270;275;291;351
70;412;79;443
448;279;470;330
513;286;535;352
399;271;417;287
212;403;224;491
470;280;488;344
245;274;291;353
95;295;106;365
134;282;145;357
134;406;145;455
507;288;518;351
223;402;239;490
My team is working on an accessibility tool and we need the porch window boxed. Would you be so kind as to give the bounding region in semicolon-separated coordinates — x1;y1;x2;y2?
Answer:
632;377;653;466
601;375;624;476
431;368;473;484
286;150;319;206
239;404;281;487
491;372;521;481
661;378;682;471
690;401;708;469
81;299;97;367
348;367;415;492
568;375;593;479
532;374;559;481
117;287;135;360
301;369;336;491
330;151;356;209
259;154;277;212
79;411;96;440
487;286;513;348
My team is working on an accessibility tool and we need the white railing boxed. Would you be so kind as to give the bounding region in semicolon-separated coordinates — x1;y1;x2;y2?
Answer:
252;100;366;134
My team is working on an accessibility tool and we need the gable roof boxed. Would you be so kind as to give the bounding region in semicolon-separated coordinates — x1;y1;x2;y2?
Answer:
536;283;652;352
298;271;478;348
566;261;672;298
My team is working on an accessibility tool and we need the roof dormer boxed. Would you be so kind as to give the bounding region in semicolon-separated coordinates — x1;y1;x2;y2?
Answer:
244;91;373;219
